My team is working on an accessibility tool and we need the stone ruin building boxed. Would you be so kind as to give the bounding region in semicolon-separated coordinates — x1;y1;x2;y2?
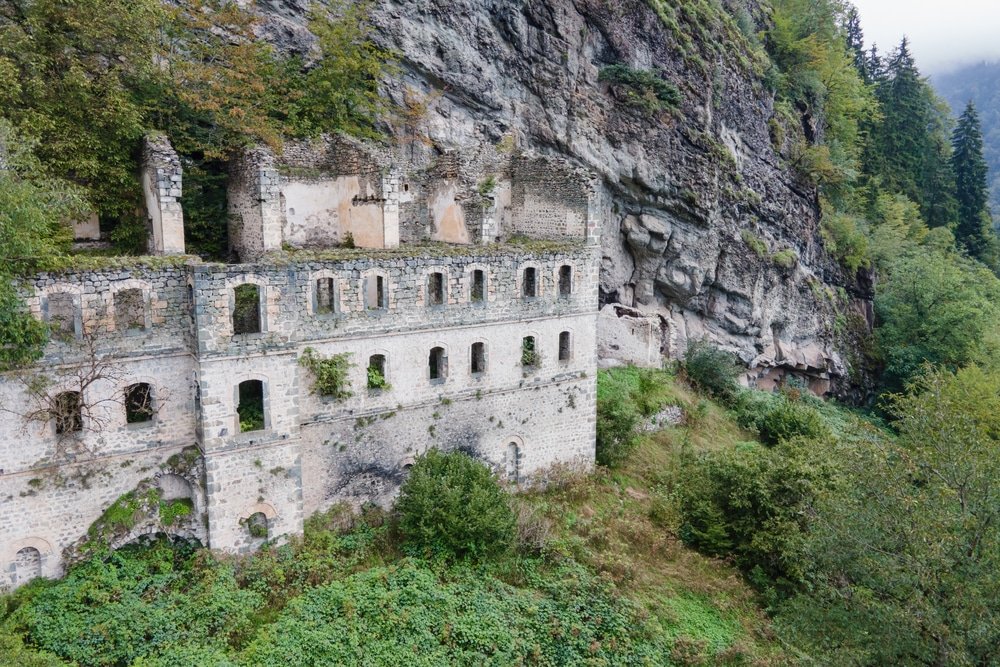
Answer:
0;134;601;589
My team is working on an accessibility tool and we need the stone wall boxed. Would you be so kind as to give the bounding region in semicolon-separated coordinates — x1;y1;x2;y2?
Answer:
0;239;600;585
141;134;185;255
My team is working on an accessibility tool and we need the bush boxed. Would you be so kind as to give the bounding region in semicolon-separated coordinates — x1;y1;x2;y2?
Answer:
683;341;743;402
677;439;829;595
395;450;515;561
298;348;353;400
820;211;871;274
598;63;681;113
596;391;641;468
733;391;828;445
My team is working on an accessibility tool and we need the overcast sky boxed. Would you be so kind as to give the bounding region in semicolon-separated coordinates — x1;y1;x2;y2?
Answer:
850;0;1000;75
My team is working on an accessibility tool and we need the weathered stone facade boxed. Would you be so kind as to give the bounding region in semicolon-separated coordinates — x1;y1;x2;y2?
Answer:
0;143;600;589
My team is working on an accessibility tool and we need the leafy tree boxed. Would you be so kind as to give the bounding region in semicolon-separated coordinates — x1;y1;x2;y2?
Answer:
778;366;1000;665
0;121;84;369
0;0;164;222
875;246;1000;392
396;450;515;562
951;101;995;260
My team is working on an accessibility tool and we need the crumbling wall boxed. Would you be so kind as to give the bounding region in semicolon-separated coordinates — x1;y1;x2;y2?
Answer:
141;134;185;255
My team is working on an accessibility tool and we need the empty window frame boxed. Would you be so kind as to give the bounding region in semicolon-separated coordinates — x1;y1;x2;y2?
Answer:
522;267;538;298
505;442;521;484
47;292;77;338
237;380;265;433
125;382;154;424
429;346;447;382
233;284;261;335
470;342;486;375
247;512;268;540
558;331;572;361
366;274;388;310
427;272;445;306
53;391;83;435
14;547;42;583
315;277;336;315
558;265;572;298
471;269;486;303
521;336;539;368
367;354;389;391
114;288;146;331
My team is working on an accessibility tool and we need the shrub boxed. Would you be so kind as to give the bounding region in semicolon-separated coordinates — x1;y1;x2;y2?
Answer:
733;391;828;445
395;450;515;561
598;63;681;113
740;229;769;258
677;439;829;595
820;210;871;274
772;249;798;269
683;341;743;402
596;390;641;468
298;348;353;400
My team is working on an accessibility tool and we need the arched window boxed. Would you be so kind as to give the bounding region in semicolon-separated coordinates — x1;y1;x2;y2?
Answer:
471;269;486;303
14;547;41;583
237;380;265;432
427;272;445;306
125;383;154;424
247;512;268;540
114;288;147;331
522;267;538;298
367;354;389;392
558;331;572;362
558;265;572;298
233;284;261;334
505;442;521;483
470;342;486;375
315;277;336;315
46;292;78;338
521;336;539;368
53;391;82;435
429;347;448;383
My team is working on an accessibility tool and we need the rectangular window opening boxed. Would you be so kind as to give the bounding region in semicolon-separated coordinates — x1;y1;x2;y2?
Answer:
471;342;486;375
54;391;83;434
558;331;572;361
237;380;265;432
125;383;154;424
233;284;262;335
522;268;537;298
559;265;572;298
471;270;485;303
316;278;336;314
47;293;76;338
114;288;146;331
429;347;447;382
428;272;444;306
367;275;387;310
521;336;539;368
368;354;389;391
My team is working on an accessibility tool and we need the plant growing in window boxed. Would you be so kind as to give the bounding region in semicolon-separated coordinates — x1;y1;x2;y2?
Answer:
521;336;540;368
299;347;354;400
367;355;391;391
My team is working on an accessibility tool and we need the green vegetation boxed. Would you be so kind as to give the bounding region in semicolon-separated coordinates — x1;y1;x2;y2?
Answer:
396;450;515;562
298;348;354;400
0;0;393;260
598;64;681;114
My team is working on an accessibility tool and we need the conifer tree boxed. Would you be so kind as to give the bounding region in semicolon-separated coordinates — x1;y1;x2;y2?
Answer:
951;101;995;259
844;7;866;79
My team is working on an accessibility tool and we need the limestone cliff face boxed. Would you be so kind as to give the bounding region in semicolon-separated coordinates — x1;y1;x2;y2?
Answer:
259;0;873;396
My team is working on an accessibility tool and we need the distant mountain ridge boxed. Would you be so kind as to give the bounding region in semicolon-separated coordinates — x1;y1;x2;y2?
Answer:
934;61;1000;218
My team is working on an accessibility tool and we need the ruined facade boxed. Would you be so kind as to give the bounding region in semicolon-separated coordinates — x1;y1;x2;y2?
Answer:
0;135;601;589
